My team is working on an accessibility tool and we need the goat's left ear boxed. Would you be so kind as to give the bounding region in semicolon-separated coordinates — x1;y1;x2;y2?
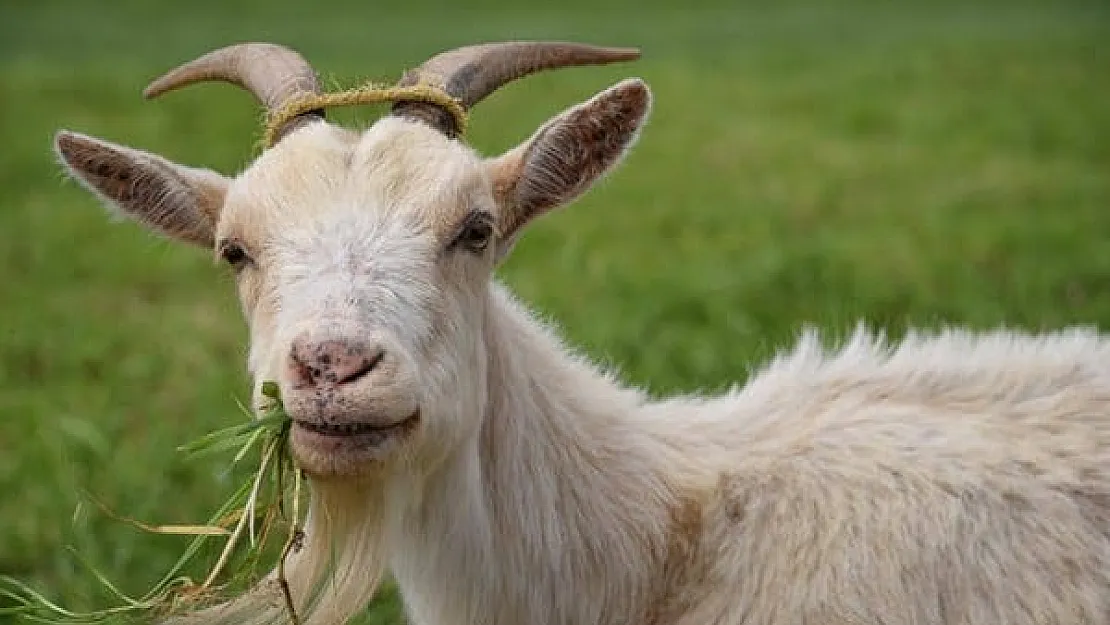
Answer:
486;78;651;261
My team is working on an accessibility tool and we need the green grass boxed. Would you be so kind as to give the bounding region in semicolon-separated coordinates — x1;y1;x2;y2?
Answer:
1;0;1108;622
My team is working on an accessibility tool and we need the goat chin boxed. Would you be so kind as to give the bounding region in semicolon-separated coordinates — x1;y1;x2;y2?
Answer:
161;482;386;625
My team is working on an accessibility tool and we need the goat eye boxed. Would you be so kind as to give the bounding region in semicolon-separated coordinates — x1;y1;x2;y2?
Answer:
219;242;251;269
453;215;493;253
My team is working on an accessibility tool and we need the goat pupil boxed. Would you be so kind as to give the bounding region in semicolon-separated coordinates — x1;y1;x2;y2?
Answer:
223;244;245;265
461;222;490;250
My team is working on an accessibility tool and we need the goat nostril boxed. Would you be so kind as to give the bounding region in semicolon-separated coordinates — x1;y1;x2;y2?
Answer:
289;355;315;388
336;350;385;386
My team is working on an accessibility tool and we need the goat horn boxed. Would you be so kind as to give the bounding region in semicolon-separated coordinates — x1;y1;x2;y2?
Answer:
392;41;641;137
143;42;325;144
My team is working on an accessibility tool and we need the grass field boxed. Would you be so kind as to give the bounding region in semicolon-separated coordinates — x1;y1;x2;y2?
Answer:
1;0;1108;622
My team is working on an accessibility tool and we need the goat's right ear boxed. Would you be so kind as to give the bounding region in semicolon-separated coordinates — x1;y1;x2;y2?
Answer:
54;130;228;248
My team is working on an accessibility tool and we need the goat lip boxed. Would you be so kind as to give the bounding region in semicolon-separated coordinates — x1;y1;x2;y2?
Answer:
292;411;419;439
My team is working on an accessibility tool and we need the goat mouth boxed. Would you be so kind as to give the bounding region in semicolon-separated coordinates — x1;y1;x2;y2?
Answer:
292;410;420;439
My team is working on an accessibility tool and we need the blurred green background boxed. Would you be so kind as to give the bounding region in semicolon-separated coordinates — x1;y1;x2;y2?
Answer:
1;0;1107;622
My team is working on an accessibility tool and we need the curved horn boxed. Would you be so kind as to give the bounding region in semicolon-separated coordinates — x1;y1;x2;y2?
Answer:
143;42;325;144
392;41;641;137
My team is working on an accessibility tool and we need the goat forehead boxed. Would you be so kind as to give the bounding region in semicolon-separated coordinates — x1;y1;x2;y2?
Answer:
275;214;433;284
220;119;487;240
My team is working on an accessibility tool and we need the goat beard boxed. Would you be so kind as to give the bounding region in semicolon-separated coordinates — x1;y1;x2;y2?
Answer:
161;479;388;625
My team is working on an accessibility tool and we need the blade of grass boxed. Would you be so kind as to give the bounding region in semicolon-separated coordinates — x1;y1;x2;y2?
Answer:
1;383;296;623
84;493;231;537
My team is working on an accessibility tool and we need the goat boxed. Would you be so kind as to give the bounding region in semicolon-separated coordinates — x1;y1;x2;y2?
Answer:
54;41;1110;625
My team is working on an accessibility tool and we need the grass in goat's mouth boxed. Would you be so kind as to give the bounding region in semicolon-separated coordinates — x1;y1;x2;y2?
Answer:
0;382;304;624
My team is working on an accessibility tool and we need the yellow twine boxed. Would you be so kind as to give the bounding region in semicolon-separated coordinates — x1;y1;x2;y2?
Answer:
262;82;469;149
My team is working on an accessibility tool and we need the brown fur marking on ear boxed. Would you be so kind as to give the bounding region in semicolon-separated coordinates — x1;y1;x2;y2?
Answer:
55;131;225;247
499;78;651;239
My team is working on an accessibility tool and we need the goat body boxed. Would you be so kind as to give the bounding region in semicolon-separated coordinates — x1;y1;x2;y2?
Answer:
382;286;1110;625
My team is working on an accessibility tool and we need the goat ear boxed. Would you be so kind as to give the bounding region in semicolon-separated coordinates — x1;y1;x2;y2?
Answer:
54;130;228;248
487;78;651;260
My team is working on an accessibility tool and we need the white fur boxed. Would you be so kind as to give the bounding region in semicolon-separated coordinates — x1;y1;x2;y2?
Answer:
379;293;1110;625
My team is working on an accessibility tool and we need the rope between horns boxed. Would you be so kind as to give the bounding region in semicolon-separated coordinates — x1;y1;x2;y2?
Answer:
263;83;469;148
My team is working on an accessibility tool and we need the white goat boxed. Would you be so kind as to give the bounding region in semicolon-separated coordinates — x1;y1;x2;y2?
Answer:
54;41;1110;625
